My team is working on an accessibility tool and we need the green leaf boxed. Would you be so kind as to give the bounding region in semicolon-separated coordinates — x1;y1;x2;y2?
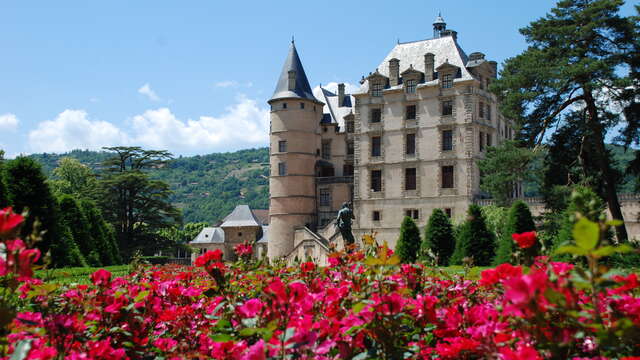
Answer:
592;246;616;258
239;328;260;337
10;340;32;360
210;333;233;342
555;245;587;256
605;219;623;226
352;302;367;314
134;290;149;302
573;218;599;251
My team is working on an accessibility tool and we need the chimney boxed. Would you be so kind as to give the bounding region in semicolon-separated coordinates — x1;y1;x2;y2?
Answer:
468;52;485;61
287;70;296;91
488;61;498;78
389;58;400;86
424;53;435;81
338;83;345;107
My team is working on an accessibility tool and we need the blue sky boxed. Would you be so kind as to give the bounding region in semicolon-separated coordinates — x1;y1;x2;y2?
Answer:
0;1;636;157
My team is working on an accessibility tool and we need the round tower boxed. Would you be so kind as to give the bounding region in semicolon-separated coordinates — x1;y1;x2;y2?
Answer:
267;41;323;260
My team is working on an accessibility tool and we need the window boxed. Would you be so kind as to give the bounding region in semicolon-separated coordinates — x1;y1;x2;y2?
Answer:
371;83;384;97
347;140;354;155
319;189;330;206
479;75;484;89
406;79;417;94
238;232;243;237
282;103;287;109
371;170;382;192
405;105;417;120
442;130;453;151
370;108;382;123
405;133;416;155
442;74;453;89
278;162;286;176
371;136;381;157
372;211;381;221
486;104;491;121
405;168;417;190
346;120;355;133
486;133;492;148
405;209;419;220
479;131;485;152
479;101;485;118
442;100;453;116
444;208;452;218
300;102;305;109
343;164;354;176
278;140;287;153
442;166;454;188
322;140;331;160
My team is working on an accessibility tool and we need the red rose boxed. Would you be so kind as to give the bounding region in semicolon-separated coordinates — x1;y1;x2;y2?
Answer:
300;261;315;273
0;207;24;235
90;269;112;287
512;231;537;249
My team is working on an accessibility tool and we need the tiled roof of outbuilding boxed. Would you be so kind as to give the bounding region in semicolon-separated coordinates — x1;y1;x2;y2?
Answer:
220;205;261;228
190;227;225;244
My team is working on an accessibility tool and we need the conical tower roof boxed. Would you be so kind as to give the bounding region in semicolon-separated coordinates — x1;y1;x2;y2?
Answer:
269;41;319;103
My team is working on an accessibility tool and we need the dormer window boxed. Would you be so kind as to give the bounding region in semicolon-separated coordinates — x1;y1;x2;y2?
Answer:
371;83;384;97
442;74;453;89
405;79;417;94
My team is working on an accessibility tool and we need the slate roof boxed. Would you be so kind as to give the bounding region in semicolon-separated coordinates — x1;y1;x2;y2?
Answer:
257;225;269;244
312;86;355;129
220;204;261;228
190;227;225;244
356;35;473;94
270;42;319;103
251;209;269;225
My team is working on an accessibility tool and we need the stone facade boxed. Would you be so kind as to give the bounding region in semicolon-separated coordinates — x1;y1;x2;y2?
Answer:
264;15;640;264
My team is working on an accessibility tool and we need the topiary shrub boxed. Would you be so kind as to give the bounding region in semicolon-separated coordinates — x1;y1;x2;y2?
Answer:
450;204;495;266
396;216;421;263
493;200;536;265
421;209;454;266
50;225;87;268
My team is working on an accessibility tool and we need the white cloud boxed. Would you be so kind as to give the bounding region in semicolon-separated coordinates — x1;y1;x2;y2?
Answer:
0;113;19;131
214;80;238;88
26;96;270;154
129;95;269;152
28;110;128;153
138;83;161;101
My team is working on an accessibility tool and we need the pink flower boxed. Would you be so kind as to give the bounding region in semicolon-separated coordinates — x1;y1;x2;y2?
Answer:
503;271;548;306
234;242;253;257
237;298;264;318
195;249;224;266
499;342;542;360
512;232;537;249
154;337;178;352
90;269;112;287
0;207;24;235
241;339;265;360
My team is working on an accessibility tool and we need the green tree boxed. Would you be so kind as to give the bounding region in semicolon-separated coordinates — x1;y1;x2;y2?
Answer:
493;200;536;265
50;225;87;268
554;186;607;253
450;205;495;266
396;216;421;263
99;147;181;259
420;209;455;266
49;157;99;200
58;195;101;266
478;140;537;206
80;200;121;265
491;0;636;241
0;150;8;208
4;157;62;258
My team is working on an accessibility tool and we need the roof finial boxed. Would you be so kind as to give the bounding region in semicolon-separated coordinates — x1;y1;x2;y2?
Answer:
291;35;295;44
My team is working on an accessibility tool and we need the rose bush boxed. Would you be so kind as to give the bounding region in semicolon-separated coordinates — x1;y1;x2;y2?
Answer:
2;208;640;359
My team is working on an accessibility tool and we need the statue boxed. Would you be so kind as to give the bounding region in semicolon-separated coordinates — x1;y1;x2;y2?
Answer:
336;202;355;248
